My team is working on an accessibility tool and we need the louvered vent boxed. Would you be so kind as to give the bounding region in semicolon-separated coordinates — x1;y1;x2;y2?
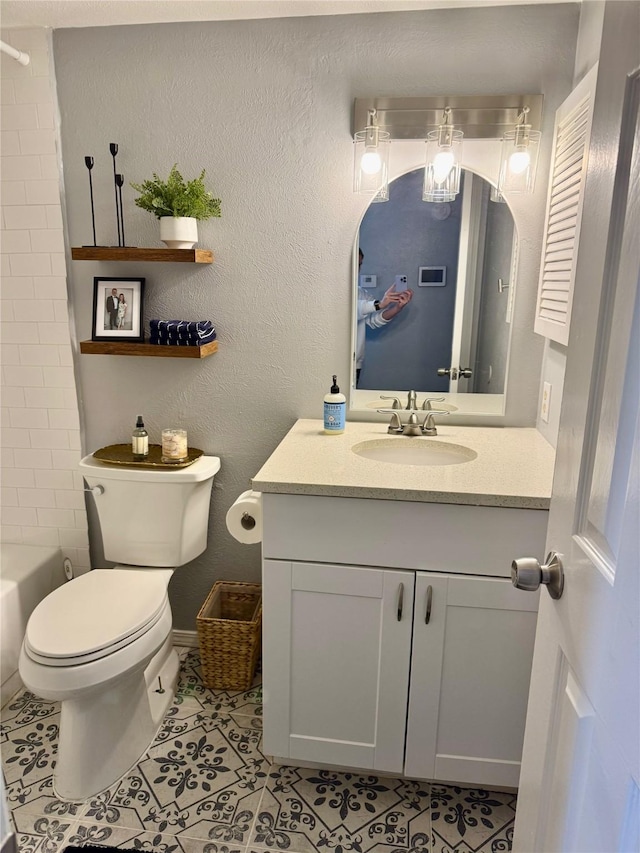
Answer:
535;65;597;345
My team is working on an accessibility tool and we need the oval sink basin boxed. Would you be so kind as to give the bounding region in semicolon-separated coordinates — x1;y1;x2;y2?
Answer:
352;438;477;467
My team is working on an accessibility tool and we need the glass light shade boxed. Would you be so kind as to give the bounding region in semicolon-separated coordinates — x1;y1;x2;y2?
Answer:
354;128;390;202
498;126;541;194
423;127;463;203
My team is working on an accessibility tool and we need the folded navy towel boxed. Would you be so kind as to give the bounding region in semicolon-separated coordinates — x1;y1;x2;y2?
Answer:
152;330;215;341
149;320;213;334
149;331;217;347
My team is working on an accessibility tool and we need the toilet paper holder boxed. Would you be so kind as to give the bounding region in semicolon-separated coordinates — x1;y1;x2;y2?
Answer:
226;489;263;544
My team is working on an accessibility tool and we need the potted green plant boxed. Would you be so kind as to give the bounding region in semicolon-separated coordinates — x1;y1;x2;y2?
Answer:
131;164;221;249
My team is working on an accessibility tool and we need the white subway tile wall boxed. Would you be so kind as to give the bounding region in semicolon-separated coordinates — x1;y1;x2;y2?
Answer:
1;28;89;570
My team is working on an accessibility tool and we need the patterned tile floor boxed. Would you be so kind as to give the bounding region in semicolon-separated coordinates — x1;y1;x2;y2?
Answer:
1;648;516;853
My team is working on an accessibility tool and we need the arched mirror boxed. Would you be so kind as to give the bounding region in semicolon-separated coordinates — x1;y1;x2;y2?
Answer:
352;167;517;415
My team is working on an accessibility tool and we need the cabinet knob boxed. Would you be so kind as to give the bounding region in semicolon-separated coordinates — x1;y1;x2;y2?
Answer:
511;551;564;600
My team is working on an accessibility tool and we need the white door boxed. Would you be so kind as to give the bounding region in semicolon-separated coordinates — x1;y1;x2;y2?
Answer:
262;560;414;773
404;572;538;789
513;28;640;853
448;171;484;393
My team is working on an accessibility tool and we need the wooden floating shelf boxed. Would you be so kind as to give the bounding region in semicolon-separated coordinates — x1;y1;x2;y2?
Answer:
80;340;218;358
71;247;213;264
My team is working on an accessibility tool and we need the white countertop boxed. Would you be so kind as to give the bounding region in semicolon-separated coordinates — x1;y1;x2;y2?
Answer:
252;419;555;509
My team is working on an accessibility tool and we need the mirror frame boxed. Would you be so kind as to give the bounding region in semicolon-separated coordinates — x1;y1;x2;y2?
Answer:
349;139;520;421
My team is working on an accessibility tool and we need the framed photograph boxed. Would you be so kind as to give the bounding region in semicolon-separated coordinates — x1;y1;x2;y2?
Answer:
92;277;145;342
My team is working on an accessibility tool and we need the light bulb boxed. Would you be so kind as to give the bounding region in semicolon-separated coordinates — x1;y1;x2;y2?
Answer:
432;149;455;183
360;149;382;175
508;148;530;175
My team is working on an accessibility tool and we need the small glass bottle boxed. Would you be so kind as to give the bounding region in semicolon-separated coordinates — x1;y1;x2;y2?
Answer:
132;415;149;460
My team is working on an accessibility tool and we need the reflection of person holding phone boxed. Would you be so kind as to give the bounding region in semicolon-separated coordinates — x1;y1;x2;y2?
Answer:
356;249;413;386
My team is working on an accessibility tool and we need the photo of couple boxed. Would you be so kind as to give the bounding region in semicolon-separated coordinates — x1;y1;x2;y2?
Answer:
104;287;132;331
91;276;145;343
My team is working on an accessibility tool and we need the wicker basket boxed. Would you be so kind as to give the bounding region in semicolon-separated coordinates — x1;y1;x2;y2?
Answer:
196;580;262;690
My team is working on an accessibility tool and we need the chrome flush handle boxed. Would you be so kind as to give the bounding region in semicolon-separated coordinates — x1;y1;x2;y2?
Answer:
83;485;104;496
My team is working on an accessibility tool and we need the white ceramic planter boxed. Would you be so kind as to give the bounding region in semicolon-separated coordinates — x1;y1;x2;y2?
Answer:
160;216;198;249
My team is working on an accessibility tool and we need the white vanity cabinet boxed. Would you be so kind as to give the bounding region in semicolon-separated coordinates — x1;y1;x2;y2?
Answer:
260;492;546;789
404;572;538;788
262;559;414;774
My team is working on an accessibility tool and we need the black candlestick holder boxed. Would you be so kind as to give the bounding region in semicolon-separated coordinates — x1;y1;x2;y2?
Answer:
115;173;127;248
110;143;122;247
82;156;102;247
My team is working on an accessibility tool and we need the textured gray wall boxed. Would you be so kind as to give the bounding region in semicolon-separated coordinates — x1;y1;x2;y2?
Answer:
52;4;578;628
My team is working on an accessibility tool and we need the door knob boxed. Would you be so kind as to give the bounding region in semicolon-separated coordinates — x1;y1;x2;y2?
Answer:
437;366;472;379
437;367;458;379
511;551;564;599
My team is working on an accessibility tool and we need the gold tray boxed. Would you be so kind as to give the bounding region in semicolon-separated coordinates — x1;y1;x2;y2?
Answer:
93;443;204;469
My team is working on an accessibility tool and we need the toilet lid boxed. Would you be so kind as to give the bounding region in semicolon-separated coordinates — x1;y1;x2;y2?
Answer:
25;570;169;662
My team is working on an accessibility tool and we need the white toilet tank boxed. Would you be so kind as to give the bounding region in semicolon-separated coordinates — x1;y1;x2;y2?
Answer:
79;454;221;567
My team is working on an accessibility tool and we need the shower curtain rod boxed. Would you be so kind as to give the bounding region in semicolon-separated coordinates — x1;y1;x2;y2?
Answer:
0;39;30;66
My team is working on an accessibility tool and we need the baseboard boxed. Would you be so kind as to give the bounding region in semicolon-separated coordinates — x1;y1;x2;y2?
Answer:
172;629;199;648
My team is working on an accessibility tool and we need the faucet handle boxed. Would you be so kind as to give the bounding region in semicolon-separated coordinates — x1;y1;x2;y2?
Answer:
380;395;401;410
421;410;449;436
421;396;445;411
377;409;403;433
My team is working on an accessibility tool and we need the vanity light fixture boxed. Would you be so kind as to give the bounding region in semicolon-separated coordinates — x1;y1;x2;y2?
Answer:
353;108;390;202
352;95;543;202
497;106;541;195
422;108;464;203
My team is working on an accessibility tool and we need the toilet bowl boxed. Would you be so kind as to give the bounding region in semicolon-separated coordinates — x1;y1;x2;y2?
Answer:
19;569;177;801
18;453;221;801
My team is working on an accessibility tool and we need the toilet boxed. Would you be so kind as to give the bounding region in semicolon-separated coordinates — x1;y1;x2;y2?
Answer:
18;452;221;801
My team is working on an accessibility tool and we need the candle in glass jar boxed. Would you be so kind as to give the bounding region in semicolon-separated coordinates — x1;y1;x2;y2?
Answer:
161;428;188;463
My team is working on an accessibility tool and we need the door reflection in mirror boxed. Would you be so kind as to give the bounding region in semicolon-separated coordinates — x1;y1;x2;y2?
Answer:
355;168;516;394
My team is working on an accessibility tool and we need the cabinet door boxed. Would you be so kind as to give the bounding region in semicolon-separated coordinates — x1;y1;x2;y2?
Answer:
405;572;538;788
262;559;413;773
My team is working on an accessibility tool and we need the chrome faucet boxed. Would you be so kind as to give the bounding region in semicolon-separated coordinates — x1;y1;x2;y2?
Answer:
406;390;417;410
377;409;449;436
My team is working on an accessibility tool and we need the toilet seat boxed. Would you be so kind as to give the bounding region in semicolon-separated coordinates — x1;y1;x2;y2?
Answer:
24;569;170;667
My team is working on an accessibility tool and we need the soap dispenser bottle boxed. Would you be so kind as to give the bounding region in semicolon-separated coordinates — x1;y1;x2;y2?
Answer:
324;376;346;434
132;415;149;460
